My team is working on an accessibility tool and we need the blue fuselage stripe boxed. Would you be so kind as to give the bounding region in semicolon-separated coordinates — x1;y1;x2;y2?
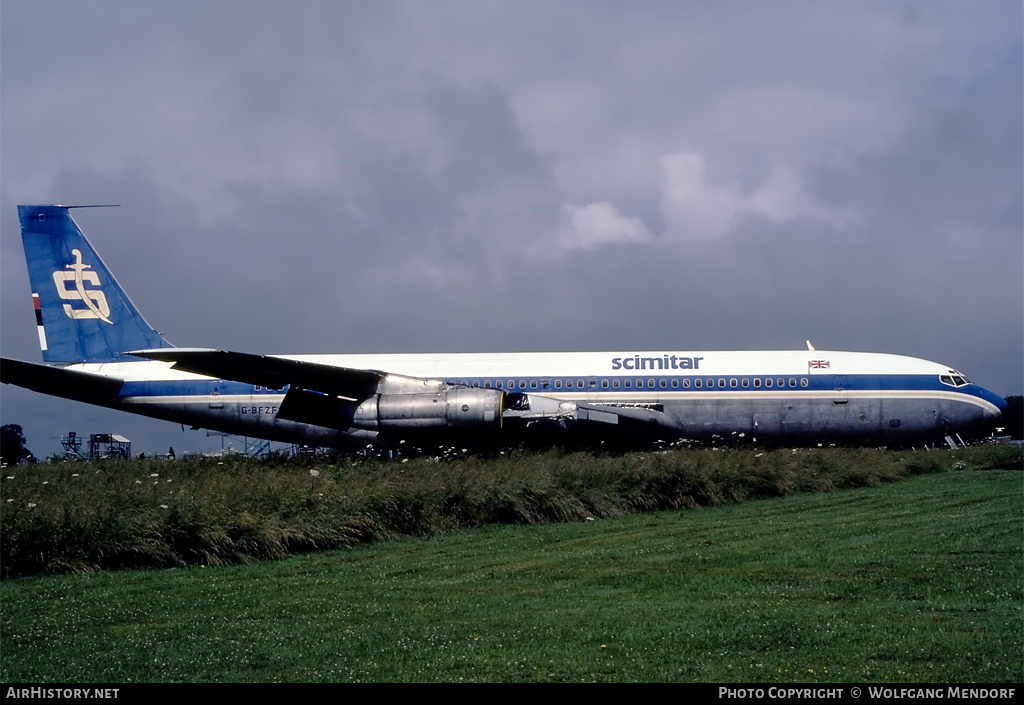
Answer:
117;374;995;405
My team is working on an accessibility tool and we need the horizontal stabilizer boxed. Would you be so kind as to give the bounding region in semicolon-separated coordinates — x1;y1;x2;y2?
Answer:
131;348;383;399
1;358;124;401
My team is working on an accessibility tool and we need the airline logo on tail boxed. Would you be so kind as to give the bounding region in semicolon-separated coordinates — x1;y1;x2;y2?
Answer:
52;249;112;324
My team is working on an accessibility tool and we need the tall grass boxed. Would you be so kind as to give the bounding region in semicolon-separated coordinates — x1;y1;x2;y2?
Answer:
2;444;1019;579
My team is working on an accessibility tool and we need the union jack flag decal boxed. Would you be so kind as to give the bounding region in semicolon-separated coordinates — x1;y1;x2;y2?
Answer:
808;360;830;369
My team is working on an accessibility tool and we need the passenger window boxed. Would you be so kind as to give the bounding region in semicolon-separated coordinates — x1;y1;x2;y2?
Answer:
765;378;773;388
777;378;785;388
648;379;655;388
682;379;690;389
730;379;737;388
555;380;562;389
660;379;667;388
742;378;749;388
753;378;761;388
789;378;796;387
530;380;538;389
602;379;609;389
801;378;809;388
625;379;632;388
613;379;620;388
671;379;678;388
695;379;702;388
718;379;726;388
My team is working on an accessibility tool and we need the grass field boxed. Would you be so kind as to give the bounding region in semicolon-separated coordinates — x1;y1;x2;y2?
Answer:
1;462;1020;682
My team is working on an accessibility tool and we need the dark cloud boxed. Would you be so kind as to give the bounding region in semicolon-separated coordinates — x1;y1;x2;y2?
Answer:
2;1;1020;455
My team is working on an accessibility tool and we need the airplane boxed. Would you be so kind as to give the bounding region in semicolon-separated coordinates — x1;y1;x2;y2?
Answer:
1;204;1007;450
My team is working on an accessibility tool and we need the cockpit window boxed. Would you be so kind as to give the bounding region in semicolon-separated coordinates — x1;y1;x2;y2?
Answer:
939;371;970;388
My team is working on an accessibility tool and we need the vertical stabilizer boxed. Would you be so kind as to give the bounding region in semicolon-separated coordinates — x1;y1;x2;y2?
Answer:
18;205;173;363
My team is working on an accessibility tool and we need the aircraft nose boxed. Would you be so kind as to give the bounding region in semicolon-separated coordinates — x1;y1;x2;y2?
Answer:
979;386;1007;419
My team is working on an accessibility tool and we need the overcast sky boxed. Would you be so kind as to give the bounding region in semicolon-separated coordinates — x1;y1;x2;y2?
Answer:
2;1;1021;457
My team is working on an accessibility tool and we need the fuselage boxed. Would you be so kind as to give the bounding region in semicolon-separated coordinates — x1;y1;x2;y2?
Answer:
68;349;1006;447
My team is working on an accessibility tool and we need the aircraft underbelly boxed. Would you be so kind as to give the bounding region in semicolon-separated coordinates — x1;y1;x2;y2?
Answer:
668;396;916;442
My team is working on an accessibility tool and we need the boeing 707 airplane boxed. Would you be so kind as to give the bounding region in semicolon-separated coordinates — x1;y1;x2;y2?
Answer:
1;205;1006;449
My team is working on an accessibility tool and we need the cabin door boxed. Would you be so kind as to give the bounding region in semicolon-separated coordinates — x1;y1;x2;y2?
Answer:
832;375;849;405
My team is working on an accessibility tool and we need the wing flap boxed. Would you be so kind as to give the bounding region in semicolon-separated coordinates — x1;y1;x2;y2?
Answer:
277;387;357;427
576;402;675;428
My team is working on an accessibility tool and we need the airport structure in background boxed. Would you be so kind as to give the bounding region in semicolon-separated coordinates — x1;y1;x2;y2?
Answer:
60;431;131;460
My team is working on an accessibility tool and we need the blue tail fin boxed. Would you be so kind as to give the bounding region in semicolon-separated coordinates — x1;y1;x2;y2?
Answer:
18;205;173;363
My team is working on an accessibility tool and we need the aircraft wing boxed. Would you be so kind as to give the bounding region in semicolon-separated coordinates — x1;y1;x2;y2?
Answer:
1;358;124;401
131;348;383;400
131;348;678;434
